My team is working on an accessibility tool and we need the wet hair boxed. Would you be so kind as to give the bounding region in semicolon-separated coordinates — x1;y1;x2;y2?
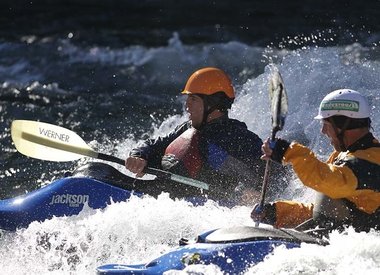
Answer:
328;115;371;130
203;91;234;113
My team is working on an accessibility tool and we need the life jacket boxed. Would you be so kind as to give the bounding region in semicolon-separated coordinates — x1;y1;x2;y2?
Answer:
313;193;380;232
161;128;203;178
312;135;380;232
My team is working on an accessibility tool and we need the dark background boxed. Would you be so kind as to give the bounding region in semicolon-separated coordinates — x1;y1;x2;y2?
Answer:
1;0;379;47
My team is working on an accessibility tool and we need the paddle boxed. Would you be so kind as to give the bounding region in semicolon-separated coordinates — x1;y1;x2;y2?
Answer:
255;67;288;226
11;120;209;190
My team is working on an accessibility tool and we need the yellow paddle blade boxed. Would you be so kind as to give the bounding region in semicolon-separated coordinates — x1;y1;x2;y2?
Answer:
11;120;98;162
10;120;210;190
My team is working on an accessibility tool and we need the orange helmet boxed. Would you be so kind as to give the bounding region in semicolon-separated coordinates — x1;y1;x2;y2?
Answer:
181;67;235;99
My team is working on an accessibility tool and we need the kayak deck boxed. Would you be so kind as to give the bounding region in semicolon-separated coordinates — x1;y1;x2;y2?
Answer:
96;225;326;274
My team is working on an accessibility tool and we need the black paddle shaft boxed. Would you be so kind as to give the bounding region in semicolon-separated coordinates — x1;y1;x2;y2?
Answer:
98;153;125;166
256;72;287;226
258;87;283;208
97;153;174;180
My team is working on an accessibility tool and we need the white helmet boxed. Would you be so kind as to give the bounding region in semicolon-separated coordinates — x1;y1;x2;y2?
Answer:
314;89;370;120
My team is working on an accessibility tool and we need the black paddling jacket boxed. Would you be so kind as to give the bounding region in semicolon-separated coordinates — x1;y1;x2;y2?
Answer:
130;115;266;203
269;132;380;232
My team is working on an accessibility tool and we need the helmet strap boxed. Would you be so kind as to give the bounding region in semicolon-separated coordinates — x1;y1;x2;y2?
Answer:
191;94;219;130
201;97;218;129
193;93;232;130
329;117;351;151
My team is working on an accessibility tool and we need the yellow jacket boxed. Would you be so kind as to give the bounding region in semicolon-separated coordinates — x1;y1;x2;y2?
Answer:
273;133;380;229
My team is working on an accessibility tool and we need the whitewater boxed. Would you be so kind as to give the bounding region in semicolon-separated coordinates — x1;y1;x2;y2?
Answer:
1;33;380;274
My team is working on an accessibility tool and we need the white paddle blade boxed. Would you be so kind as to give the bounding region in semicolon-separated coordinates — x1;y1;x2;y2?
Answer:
11;120;98;162
269;69;288;130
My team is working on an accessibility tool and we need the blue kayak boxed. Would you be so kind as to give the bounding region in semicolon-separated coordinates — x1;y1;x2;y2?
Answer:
0;162;208;231
96;225;326;274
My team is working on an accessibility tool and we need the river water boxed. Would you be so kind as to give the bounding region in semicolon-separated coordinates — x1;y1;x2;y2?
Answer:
1;3;380;274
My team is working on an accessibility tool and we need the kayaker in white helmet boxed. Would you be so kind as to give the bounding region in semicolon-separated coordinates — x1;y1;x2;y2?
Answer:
252;89;380;233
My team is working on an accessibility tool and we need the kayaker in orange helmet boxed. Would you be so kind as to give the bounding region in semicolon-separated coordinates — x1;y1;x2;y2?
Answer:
126;67;285;205
251;89;380;233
